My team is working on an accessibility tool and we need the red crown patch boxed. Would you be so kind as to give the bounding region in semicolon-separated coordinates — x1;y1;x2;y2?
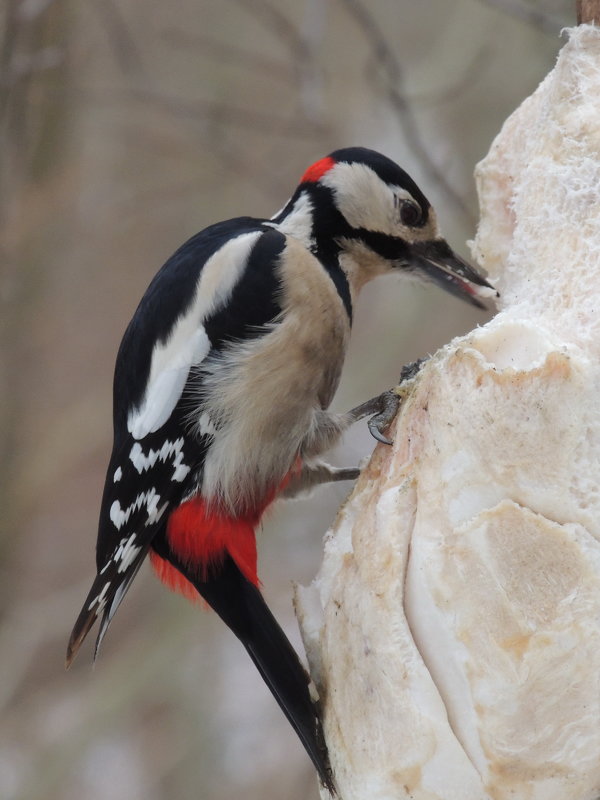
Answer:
300;155;336;184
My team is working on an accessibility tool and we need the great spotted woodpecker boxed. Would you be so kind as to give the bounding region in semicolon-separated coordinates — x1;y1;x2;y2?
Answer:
66;147;494;791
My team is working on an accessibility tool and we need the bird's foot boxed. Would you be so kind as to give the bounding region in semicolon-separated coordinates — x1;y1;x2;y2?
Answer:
281;462;360;497
365;390;401;445
350;357;428;445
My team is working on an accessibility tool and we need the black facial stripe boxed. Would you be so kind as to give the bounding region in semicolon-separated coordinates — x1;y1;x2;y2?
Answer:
353;229;412;263
273;184;354;321
304;184;355;248
318;251;352;322
299;184;354;321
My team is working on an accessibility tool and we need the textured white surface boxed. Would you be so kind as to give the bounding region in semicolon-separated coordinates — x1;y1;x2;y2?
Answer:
297;26;600;800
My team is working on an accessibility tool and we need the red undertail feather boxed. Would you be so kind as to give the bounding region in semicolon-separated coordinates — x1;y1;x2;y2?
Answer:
151;466;301;600
300;156;335;184
151;496;261;599
149;552;202;603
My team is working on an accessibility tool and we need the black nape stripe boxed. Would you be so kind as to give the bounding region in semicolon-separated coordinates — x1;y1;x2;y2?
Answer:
320;252;353;322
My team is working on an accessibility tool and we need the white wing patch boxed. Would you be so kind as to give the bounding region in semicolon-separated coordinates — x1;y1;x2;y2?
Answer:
128;328;211;439
127;231;263;440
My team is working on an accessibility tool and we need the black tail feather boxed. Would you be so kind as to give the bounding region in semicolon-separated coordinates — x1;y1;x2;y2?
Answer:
182;555;335;793
66;548;149;668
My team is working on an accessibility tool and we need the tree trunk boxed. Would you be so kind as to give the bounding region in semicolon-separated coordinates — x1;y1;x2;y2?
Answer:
296;25;600;800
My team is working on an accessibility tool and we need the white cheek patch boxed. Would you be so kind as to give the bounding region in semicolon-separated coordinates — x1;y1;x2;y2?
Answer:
322;162;416;236
127;231;263;439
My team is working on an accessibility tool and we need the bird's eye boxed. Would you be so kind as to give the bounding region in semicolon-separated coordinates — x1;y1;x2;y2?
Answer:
400;200;422;228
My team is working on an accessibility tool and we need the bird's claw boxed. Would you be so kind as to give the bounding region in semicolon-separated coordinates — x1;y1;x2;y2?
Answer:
366;357;428;445
367;391;400;445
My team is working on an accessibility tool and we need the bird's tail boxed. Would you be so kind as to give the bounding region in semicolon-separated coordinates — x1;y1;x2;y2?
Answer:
183;553;335;793
66;547;148;668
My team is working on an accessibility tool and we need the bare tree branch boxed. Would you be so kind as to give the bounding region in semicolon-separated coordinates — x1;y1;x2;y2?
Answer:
228;0;313;66
396;46;488;108
89;0;145;75
162;28;296;85
339;0;475;225
78;86;328;140
228;0;325;121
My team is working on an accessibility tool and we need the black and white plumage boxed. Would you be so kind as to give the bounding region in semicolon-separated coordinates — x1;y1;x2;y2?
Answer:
67;147;495;791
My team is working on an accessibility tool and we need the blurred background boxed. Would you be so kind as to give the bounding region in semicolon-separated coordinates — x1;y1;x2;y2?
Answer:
0;1;572;798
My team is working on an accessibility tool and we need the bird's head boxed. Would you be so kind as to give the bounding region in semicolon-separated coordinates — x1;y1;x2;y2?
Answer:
273;147;496;309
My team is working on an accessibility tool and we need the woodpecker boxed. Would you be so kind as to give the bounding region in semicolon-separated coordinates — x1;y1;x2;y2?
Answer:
67;147;494;791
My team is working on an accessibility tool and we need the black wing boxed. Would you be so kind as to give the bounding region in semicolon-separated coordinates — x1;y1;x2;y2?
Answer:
67;222;288;665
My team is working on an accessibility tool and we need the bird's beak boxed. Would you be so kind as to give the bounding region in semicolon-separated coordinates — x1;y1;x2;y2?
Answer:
410;239;498;310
